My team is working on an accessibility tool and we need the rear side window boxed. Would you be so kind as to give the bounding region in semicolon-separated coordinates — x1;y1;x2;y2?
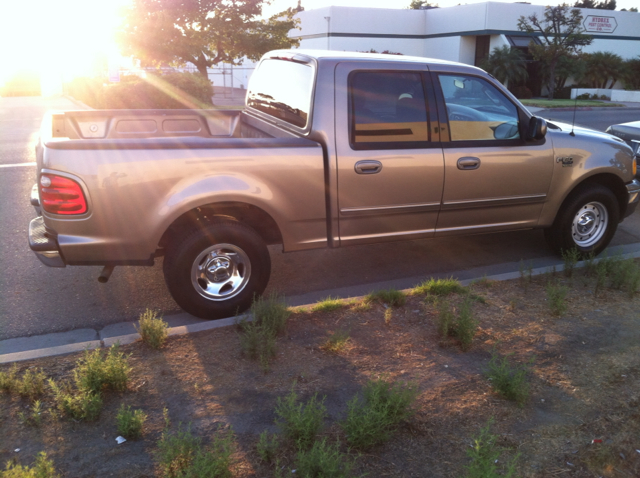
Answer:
350;71;429;149
247;59;315;128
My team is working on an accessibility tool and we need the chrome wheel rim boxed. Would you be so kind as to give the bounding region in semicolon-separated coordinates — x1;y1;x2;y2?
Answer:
191;243;251;301
571;201;608;248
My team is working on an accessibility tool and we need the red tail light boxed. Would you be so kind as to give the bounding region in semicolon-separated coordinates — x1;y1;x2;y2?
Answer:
40;174;88;215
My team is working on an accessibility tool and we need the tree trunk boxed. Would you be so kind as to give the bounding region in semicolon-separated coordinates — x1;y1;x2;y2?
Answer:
192;54;210;80
547;60;557;100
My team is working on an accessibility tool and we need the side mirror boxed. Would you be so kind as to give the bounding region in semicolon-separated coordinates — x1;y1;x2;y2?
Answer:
527;116;547;141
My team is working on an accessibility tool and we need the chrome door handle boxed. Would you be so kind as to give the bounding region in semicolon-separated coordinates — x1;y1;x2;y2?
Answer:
457;157;481;170
355;160;383;174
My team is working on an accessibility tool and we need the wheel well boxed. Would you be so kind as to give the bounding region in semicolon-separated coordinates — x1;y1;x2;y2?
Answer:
576;173;628;219
159;202;283;250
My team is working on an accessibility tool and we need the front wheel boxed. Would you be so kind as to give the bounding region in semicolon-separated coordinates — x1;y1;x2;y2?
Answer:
163;219;271;319
544;184;620;257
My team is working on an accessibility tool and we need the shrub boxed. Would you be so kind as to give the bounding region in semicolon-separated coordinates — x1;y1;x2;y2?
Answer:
156;426;234;478
17;400;44;428
294;439;355;478
365;288;406;307
486;352;531;406
135;309;169;349
561;247;580;278
437;298;478;351
49;379;103;421
0;365;18;393
546;281;568;316
256;430;280;463
342;378;418;449
275;385;327;449
74;345;131;394
1;451;59;478
116;404;147;440
464;419;518;478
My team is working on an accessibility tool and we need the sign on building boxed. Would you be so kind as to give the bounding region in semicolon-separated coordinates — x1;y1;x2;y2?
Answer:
583;16;617;33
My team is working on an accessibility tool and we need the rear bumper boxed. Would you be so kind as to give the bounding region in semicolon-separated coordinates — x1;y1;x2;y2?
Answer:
28;216;66;268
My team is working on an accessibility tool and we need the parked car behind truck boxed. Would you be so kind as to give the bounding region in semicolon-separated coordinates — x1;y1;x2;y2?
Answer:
29;50;640;319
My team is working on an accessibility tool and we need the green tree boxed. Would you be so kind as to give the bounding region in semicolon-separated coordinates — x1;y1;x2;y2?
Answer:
581;51;624;88
481;46;528;88
518;5;592;99
621;57;640;90
539;53;585;94
408;0;438;8
574;0;616;9
117;0;302;79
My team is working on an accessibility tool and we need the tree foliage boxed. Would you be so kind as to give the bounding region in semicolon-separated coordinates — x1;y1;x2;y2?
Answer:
481;46;528;87
621;57;640;90
518;5;592;99
408;0;438;9
117;0;302;78
581;51;624;88
573;0;616;10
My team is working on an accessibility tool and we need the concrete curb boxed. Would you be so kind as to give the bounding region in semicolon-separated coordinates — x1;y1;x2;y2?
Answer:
3;250;640;365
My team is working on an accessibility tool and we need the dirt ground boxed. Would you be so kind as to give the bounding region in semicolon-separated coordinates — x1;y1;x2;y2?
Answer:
1;269;640;477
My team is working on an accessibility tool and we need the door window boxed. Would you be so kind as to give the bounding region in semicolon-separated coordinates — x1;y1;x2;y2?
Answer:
350;71;429;148
437;75;520;142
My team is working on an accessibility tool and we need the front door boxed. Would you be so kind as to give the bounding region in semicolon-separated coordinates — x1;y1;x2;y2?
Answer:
432;73;555;236
335;63;444;246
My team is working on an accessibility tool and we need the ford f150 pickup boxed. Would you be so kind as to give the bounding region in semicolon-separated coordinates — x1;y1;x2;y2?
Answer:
29;50;640;319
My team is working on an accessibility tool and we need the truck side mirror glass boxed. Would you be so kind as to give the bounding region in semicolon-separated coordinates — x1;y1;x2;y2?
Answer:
527;116;547;141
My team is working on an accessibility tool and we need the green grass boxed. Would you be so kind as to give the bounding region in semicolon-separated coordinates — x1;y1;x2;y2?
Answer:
414;277;465;297
1;451;59;477
135;309;169;349
520;99;623;108
486;352;531;407
156;426;234;478
116;404;147;440
294;439;356;478
275;385;327;450
464;419;518;478
321;329;351;354
311;296;346;313
342;378;418;450
364;288;406;307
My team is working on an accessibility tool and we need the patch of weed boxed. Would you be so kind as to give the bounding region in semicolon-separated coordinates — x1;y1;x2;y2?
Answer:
321;330;350;354
0;364;18;394
1;451;59;477
365;289;406;307
384;307;392;325
546;281;568;316
562;247;580;278
18;400;43;427
519;260;533;288
156;426;234;478
486;352;531;406
135;309;169;349
275;384;326;449
16;368;47;399
464;419;518;478
342;378;418;449
311;297;345;313
294;439;355;478
116;404;147;440
48;379;102;421
74;345;131;394
250;292;291;336
584;251;597;276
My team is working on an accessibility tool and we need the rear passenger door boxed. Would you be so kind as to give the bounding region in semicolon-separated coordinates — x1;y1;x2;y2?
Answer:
335;62;444;246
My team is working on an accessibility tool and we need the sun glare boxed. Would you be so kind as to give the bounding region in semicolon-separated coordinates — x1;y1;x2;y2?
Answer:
0;0;129;94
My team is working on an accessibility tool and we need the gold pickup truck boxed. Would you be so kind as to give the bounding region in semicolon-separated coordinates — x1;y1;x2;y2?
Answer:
29;50;640;319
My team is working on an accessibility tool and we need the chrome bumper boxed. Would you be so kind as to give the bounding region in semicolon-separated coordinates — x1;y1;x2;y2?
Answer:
28;216;66;268
624;179;640;218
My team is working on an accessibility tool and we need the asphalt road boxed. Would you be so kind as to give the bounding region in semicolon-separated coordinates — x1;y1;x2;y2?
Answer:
1;97;639;341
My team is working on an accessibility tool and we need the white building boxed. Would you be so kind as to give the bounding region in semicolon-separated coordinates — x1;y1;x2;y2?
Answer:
290;2;640;94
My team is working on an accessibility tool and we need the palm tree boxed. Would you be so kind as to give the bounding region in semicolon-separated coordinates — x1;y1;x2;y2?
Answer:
481;46;528;88
582;52;624;88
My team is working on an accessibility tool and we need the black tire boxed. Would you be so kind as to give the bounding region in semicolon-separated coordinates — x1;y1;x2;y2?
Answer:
163;219;271;319
544;184;619;257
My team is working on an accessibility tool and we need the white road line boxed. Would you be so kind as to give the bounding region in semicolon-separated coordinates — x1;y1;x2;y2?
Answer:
0;162;36;169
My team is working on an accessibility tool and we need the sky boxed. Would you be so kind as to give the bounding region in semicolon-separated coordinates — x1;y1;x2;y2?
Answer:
0;0;637;87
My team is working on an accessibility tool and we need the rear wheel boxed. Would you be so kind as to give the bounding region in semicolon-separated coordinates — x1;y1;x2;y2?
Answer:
163;219;270;319
544;184;619;257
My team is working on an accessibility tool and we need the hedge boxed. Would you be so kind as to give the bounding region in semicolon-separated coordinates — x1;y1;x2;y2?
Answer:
66;72;214;109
